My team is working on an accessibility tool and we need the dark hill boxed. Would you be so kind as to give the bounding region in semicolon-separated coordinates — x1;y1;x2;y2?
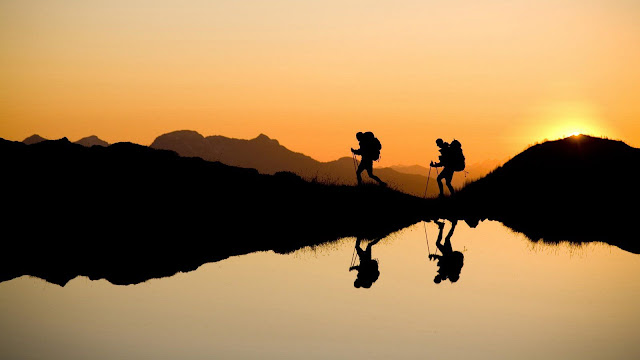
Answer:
151;130;439;197
0;137;428;286
455;135;640;253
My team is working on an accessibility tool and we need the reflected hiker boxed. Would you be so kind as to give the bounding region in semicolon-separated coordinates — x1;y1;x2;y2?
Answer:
429;220;464;284
351;131;386;186
349;237;381;289
430;138;465;198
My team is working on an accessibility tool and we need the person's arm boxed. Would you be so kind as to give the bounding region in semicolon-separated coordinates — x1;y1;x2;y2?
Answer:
351;148;362;155
430;160;442;168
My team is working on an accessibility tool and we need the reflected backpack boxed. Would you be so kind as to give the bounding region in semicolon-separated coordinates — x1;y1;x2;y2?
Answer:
449;140;465;171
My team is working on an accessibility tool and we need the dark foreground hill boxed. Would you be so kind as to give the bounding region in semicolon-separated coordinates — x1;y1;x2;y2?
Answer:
454;135;640;253
0;137;428;286
151;130;439;196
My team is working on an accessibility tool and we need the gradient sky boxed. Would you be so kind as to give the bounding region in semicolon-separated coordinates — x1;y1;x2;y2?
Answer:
2;0;639;166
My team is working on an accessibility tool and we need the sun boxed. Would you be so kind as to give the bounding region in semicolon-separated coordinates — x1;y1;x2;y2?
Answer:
549;123;600;140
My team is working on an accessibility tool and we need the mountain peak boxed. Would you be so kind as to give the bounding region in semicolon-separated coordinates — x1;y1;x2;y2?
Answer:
254;133;279;145
75;135;109;147
23;134;48;145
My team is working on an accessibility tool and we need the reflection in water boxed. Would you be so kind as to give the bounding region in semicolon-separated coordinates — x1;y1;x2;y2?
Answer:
349;237;381;288
1;221;639;360
428;219;464;284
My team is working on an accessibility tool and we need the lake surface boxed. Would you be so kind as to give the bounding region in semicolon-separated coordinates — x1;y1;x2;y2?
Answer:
1;221;638;359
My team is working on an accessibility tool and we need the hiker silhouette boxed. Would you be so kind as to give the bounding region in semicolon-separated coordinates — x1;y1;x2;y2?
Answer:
349;237;381;289
351;132;386;187
428;219;464;284
430;138;465;197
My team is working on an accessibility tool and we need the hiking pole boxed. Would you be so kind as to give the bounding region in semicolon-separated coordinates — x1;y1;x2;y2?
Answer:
423;164;432;198
352;153;359;183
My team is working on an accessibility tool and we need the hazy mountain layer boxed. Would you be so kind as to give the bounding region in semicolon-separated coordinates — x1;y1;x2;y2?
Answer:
151;130;439;197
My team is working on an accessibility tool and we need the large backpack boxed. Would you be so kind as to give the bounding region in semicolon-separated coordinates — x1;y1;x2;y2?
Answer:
449;139;465;171
363;131;382;161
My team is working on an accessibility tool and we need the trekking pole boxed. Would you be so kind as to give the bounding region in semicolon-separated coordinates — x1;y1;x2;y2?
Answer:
352;153;359;183
423;164;432;198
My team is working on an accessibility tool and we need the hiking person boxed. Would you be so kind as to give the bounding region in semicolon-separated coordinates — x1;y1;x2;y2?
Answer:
428;219;464;284
430;138;465;198
349;237;382;288
351;131;386;187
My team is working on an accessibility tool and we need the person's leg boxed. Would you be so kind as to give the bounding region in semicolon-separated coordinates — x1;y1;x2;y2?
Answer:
436;171;445;196
444;169;455;195
435;220;445;253
356;162;365;185
366;237;381;252
355;238;365;257
366;167;386;186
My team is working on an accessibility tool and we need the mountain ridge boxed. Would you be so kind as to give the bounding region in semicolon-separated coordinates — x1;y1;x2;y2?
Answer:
151;130;440;196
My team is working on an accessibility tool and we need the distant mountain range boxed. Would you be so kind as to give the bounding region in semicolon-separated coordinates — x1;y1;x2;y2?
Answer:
390;158;504;188
150;130;446;196
22;134;109;147
21;131;500;196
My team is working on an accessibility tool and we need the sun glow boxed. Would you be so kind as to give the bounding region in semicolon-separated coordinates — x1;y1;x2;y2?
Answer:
551;123;599;140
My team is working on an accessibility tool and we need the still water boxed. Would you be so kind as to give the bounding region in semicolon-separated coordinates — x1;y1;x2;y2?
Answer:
1;221;638;359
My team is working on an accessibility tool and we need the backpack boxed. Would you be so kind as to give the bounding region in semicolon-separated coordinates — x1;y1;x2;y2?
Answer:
363;132;382;161
449;139;465;171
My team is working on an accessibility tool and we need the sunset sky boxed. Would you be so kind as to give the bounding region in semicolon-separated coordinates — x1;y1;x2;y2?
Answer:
2;0;639;166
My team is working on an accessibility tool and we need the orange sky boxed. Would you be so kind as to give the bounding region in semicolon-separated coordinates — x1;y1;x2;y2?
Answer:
1;0;639;166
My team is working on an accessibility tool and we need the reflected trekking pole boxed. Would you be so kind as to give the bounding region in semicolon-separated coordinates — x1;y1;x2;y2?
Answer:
423;221;432;256
423;164;432;198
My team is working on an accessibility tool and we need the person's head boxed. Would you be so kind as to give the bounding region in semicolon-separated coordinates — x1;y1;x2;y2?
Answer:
354;278;362;288
449;274;460;283
436;138;444;147
356;132;364;141
434;274;443;284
